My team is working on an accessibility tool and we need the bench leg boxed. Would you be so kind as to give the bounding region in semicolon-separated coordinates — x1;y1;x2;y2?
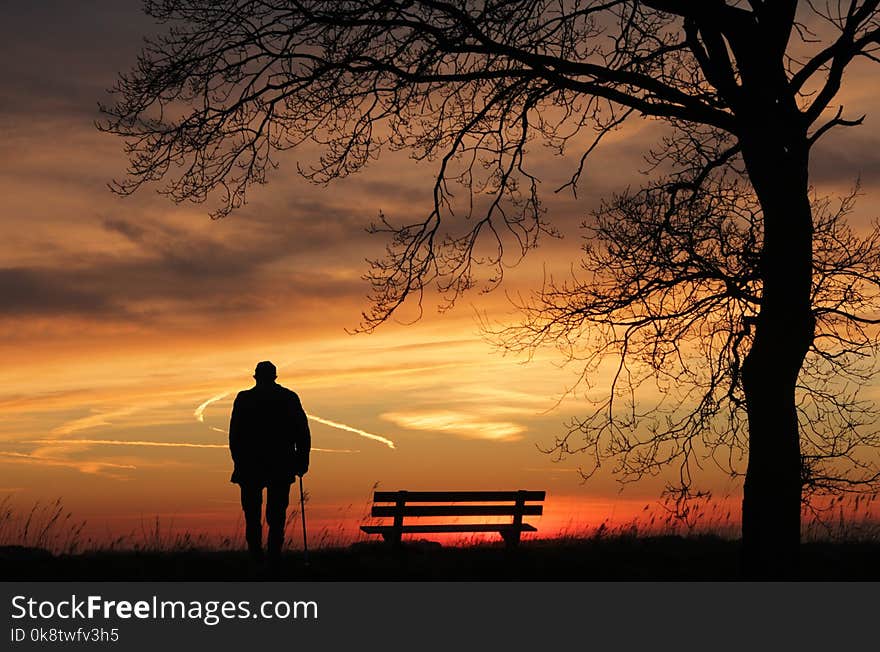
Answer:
381;530;402;546
500;529;521;548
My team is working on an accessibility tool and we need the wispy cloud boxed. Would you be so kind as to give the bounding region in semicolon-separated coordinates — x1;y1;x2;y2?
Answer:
381;410;525;442
52;406;142;436
0;451;136;475
25;439;359;454
523;467;579;473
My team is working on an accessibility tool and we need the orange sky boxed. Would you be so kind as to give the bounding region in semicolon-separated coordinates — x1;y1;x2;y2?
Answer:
2;2;880;549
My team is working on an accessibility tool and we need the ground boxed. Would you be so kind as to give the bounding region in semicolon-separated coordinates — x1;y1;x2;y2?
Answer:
3;536;879;580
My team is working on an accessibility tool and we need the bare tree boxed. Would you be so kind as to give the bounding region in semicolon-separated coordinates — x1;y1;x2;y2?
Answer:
493;153;880;516
99;1;880;576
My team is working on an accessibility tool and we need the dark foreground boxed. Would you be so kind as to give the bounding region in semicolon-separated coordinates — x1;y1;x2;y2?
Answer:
3;536;879;581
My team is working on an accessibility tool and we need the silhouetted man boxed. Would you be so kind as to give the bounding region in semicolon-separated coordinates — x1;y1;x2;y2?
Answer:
229;361;310;567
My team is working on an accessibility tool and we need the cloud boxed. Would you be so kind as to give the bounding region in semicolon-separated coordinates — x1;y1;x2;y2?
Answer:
52;406;142;436
0;2;155;123
0;223;370;325
0;450;136;475
811;131;880;188
24;439;358;454
381;410;525;442
0;268;118;317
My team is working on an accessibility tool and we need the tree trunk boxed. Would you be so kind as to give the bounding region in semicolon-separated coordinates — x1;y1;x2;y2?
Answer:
738;129;814;578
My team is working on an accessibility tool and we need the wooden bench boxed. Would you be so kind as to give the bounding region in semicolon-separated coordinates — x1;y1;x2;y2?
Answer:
360;490;545;547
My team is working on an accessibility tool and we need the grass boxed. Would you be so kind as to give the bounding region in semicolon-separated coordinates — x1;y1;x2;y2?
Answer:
1;493;878;580
0;496;88;555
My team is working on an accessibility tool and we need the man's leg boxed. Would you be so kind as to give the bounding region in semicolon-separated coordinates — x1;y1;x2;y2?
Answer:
239;483;264;561
265;481;291;565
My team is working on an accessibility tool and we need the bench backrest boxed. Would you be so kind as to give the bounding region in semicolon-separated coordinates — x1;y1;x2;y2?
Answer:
371;490;545;520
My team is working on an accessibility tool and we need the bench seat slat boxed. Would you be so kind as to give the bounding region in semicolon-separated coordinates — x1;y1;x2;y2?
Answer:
371;505;543;518
373;490;545;503
361;524;538;534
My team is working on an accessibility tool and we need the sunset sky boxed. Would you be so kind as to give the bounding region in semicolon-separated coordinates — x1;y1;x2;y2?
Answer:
2;1;880;548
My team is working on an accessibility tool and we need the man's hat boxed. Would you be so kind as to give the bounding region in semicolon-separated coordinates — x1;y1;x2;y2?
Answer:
254;360;277;380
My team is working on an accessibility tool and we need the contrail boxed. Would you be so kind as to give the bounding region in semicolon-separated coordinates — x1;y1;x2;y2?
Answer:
26;439;359;454
194;391;396;449
307;415;396;449
195;392;230;423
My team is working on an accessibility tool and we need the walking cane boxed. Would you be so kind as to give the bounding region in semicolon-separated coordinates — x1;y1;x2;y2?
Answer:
298;474;309;566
